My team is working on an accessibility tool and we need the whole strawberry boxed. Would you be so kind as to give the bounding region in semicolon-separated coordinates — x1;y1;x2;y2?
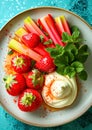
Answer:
22;33;40;48
18;89;42;112
3;74;26;96
11;54;31;73
35;55;55;73
26;69;44;90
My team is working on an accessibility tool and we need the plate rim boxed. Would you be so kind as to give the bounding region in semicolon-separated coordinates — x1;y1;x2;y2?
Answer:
0;6;92;127
0;6;92;31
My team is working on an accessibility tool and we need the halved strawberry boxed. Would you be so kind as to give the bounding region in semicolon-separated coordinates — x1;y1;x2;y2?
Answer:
3;74;26;96
26;69;44;90
11;54;31;73
22;33;40;48
18;88;42;112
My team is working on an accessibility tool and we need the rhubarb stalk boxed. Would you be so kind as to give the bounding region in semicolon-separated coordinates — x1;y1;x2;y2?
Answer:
39;14;65;46
24;17;48;41
8;39;42;62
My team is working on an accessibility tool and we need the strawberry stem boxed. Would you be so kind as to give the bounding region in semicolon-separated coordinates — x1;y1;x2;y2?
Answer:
21;92;36;106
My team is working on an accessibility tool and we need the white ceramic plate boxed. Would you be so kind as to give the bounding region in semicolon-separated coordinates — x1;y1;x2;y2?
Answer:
0;7;92;127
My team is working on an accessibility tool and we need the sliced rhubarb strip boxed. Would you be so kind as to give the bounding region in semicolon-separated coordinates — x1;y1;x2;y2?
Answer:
8;39;42;62
40;14;65;46
24;21;39;35
45;14;65;46
55;16;65;35
24;17;48;41
34;43;49;56
60;16;71;35
40;17;58;44
15;28;28;38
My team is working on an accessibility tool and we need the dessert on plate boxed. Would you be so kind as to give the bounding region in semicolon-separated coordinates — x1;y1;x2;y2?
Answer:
3;14;89;112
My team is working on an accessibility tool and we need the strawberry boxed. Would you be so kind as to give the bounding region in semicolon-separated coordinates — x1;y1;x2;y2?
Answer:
18;89;42;112
22;33;40;48
11;54;31;73
26;69;44;90
3;74;26;96
35;55;56;73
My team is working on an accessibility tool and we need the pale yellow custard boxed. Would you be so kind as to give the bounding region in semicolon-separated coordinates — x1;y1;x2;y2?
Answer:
42;72;77;108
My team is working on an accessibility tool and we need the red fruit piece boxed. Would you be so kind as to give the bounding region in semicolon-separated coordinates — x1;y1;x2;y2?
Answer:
18;89;42;112
3;74;26;96
11;54;31;73
26;69;44;90
35;55;55;73
22;33;40;48
9;39;55;73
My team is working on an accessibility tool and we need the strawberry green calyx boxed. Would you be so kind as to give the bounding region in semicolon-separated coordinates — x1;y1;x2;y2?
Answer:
30;69;44;87
12;55;25;68
21;92;36;106
3;74;17;89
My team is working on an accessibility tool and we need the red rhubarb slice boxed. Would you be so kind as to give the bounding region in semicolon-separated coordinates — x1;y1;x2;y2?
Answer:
39;14;65;46
24;17;48;41
55;16;65;35
60;16;71;35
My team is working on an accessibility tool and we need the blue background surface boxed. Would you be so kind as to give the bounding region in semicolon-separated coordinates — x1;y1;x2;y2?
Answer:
0;0;92;129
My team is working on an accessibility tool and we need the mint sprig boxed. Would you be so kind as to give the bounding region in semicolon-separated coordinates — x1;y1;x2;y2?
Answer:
46;26;89;80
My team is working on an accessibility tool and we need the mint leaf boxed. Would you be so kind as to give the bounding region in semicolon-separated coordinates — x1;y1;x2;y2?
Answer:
71;61;84;73
79;44;88;53
78;70;88;80
62;32;71;43
71;26;80;33
64;43;78;56
64;66;76;77
63;51;74;63
71;26;80;39
77;44;89;63
62;26;83;44
77;52;89;63
54;55;68;66
46;44;64;58
56;65;66;75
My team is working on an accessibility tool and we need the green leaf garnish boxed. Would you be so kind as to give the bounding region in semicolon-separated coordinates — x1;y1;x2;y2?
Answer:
30;69;44;87
71;61;84;73
44;39;53;45
62;26;83;44
46;26;89;80
78;70;88;80
8;49;14;55
40;35;44;42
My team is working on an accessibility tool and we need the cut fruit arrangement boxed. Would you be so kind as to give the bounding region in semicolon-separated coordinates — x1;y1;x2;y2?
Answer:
3;14;89;112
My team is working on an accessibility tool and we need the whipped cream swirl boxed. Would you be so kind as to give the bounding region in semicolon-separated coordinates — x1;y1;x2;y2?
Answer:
42;72;77;108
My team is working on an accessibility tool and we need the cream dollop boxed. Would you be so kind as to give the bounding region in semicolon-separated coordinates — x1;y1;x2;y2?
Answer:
42;72;77;108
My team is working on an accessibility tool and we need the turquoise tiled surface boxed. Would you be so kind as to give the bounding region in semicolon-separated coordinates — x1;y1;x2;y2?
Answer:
0;0;92;129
